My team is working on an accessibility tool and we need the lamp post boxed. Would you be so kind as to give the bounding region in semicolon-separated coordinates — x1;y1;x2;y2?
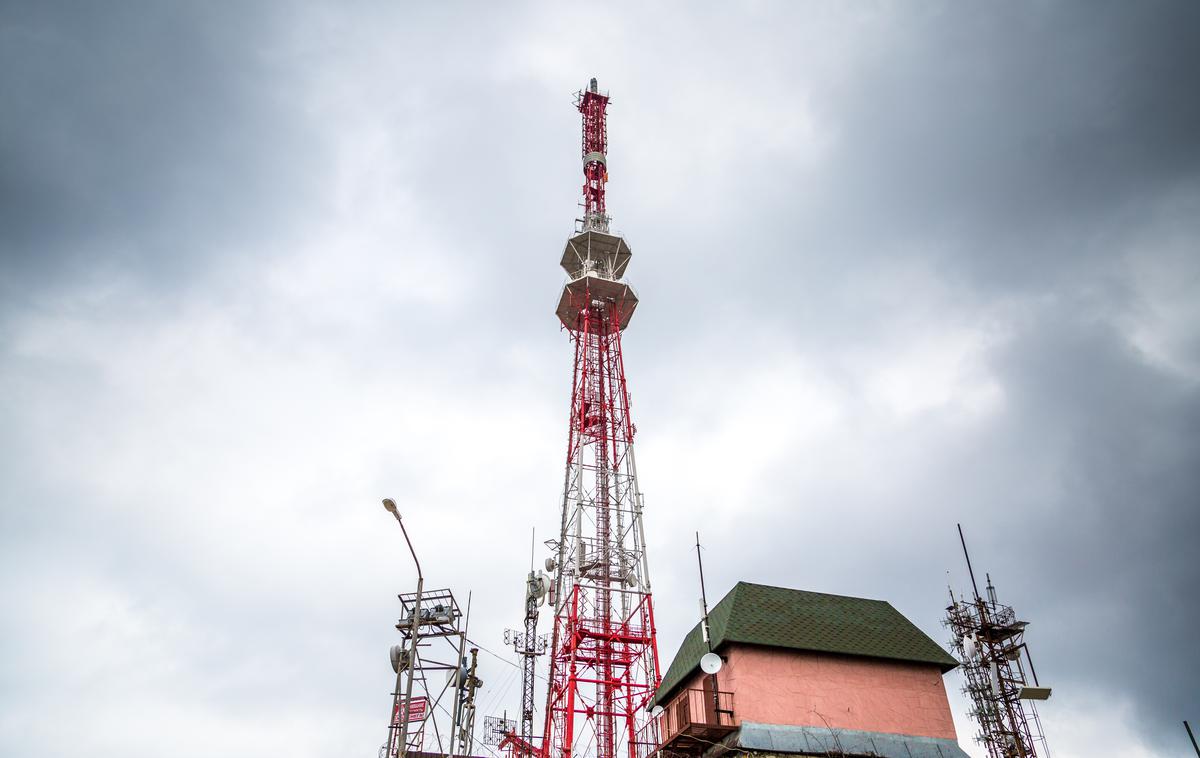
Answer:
383;498;424;758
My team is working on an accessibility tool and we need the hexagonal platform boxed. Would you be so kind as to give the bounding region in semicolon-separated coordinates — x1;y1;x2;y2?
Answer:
560;231;632;280
556;274;639;332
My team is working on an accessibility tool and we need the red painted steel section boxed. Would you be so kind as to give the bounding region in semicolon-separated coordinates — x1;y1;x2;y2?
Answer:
578;84;609;226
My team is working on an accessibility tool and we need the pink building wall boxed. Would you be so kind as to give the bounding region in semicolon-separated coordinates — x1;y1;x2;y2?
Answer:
678;645;957;741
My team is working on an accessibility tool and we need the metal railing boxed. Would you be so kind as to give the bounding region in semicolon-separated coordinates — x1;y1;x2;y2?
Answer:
636;688;735;758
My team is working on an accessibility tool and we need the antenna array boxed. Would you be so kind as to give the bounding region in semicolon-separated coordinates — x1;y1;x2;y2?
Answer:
945;525;1051;758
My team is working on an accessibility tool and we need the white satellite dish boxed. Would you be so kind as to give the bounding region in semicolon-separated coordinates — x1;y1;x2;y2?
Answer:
545;557;557;572
989;661;1001;698
649;705;664;718
700;652;723;675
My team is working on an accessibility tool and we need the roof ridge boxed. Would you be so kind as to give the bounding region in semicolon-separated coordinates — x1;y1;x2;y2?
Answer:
733;580;889;604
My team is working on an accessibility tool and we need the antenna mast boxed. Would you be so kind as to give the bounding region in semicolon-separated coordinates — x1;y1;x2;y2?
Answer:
945;525;1052;758
696;532;712;651
543;77;662;758
504;563;549;758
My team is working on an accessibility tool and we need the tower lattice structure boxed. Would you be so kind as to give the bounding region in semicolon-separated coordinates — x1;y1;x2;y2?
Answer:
505;572;549;757
946;528;1050;758
542;78;662;758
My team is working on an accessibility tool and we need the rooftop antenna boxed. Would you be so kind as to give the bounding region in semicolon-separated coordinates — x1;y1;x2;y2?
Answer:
1186;721;1200;757
695;532;716;655
695;533;724;722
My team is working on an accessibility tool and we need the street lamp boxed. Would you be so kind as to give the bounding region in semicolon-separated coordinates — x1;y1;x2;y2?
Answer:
382;498;423;758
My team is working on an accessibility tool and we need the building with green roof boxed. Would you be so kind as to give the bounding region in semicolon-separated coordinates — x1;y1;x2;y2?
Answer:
647;582;968;758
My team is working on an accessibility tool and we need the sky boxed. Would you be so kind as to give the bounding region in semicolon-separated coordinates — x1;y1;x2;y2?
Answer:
1;2;1198;757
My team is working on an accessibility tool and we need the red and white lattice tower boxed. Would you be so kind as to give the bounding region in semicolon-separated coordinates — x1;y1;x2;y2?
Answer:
542;78;662;758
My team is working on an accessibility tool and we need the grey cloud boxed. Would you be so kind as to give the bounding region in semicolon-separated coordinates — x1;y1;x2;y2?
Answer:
0;1;324;295
1;2;1197;757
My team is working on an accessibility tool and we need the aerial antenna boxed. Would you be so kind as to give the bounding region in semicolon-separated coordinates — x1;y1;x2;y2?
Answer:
696;532;714;652
957;523;982;603
695;532;723;710
543;78;662;758
946;526;1052;758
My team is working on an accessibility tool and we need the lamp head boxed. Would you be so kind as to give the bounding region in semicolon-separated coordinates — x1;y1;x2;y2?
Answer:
382;498;398;515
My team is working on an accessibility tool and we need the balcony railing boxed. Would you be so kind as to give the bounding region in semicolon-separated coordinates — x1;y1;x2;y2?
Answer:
636;688;735;758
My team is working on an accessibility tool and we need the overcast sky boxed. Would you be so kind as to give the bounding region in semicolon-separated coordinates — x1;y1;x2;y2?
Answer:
2;2;1198;757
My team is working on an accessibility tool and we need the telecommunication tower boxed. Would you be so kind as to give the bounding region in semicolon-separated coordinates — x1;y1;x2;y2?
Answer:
945;525;1052;758
502;570;550;757
542;77;662;758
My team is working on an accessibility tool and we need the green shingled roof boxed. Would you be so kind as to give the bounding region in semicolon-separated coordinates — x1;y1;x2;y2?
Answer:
653;582;957;706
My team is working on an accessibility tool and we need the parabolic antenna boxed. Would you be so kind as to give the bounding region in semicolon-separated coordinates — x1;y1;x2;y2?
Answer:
390;644;410;674
649;705;664;718
700;652;723;675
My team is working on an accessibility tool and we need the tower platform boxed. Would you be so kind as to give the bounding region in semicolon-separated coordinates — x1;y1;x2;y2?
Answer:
560;230;632;280
555;274;639;332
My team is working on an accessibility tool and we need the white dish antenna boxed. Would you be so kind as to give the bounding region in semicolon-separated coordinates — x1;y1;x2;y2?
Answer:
649;705;664;718
989;661;1001;697
700;652;723;675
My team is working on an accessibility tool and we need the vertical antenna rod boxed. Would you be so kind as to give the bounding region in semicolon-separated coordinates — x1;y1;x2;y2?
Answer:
957;522;982;602
695;532;722;719
696;532;712;652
